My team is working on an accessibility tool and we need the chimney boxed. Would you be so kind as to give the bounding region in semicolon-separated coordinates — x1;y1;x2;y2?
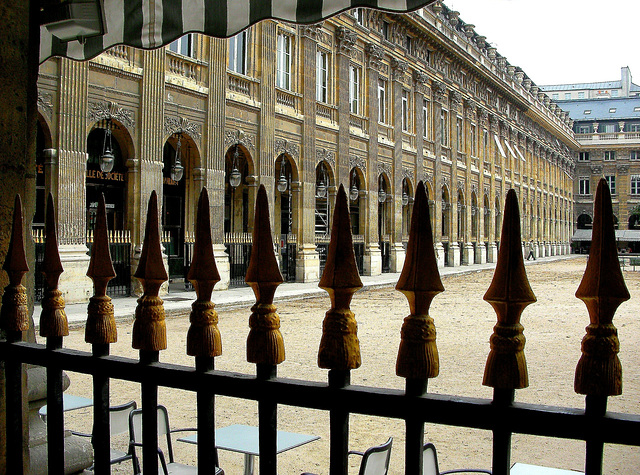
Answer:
621;66;631;97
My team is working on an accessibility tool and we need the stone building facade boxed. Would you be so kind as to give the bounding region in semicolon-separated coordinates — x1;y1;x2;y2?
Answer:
541;68;640;253
35;4;577;303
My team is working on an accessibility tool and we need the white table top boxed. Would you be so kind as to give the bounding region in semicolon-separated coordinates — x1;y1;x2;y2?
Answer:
38;394;93;416
511;463;584;474
178;424;319;456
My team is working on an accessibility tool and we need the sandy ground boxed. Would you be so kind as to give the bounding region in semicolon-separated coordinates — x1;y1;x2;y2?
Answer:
60;257;640;474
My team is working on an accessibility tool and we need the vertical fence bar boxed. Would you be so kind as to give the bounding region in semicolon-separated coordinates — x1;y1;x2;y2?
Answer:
1;195;30;474
246;185;285;475
39;194;69;474
395;182;443;475
318;185;363;475
132;191;169;475
186;188;223;473
574;179;629;475
85;194;118;474
482;189;535;475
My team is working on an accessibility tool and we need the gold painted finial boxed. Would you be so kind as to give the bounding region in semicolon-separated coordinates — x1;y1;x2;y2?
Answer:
85;193;117;345
39;193;69;338
483;189;536;390
187;188;222;358
132;191;168;351
318;184;362;371
245;185;285;365
575;178;629;396
0;195;29;333
396;181;444;379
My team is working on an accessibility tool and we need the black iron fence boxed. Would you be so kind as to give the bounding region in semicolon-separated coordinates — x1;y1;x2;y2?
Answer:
4;183;640;475
353;234;365;275
380;235;391;273
315;234;330;275
279;233;296;282
224;232;252;288
87;230;132;297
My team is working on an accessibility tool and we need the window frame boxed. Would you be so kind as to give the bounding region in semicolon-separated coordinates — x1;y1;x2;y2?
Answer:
228;31;248;75
579;177;590;195
440;109;449;147
276;33;292;90
316;49;329;103
402;89;410;132
349;65;361;115
631;175;640;195
605;175;616;194
422;98;429;139
377;79;387;124
169;34;195;58
578;151;590;161
604;150;616;161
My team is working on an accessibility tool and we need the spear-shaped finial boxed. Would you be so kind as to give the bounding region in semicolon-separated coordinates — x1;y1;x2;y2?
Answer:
245;185;285;365
396;181;444;379
483;189;536;390
0;195;30;333
187;188;222;358
39;193;69;338
318;184;363;371
575;178;629;396
85;193;117;345
132;191;168;351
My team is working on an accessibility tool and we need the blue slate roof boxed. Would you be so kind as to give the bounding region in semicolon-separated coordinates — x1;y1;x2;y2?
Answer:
555;97;640;121
540;81;622;91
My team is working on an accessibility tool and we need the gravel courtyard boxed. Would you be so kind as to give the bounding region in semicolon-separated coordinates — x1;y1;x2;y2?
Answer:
61;257;640;474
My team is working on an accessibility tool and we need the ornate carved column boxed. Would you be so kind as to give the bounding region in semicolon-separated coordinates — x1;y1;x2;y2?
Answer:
363;42;384;276
335;26;356;188
56;58;92;302
476;106;488;264
388;59;408;272
486;113;499;263
447;92;461;267
205;37;231;288
431;80;446;266
296;25;321;282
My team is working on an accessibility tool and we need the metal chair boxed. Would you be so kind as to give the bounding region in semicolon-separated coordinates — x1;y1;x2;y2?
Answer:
423;442;492;475
129;405;223;475
72;400;139;471
302;437;393;475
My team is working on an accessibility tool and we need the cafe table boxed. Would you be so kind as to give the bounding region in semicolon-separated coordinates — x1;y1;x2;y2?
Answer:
38;394;93;421
510;463;585;474
178;423;320;475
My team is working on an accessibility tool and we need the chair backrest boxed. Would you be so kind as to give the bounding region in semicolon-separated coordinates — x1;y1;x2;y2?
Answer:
359;437;393;475
110;401;137;437
129;405;175;463
422;443;440;475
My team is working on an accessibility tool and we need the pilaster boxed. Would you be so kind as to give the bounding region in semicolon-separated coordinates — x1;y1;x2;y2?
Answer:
56;58;92;303
390;58;407;272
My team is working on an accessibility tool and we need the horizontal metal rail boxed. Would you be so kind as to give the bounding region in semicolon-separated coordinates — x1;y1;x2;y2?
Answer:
2;341;639;448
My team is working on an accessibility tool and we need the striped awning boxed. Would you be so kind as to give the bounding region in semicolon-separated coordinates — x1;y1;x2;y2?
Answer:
39;0;434;63
572;229;640;242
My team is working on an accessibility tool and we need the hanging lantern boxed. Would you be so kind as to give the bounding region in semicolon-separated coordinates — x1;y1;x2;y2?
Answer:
229;145;242;188
171;134;184;182
277;157;288;193
99;121;114;173
402;191;409;206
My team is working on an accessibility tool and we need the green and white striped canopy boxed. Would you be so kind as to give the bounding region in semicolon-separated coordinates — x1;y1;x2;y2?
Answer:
40;0;433;63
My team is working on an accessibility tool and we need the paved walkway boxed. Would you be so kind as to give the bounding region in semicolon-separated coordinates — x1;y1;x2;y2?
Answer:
34;254;580;330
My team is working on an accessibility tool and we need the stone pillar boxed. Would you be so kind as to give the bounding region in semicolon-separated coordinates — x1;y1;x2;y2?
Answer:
475;241;487;264
296;26;321;282
203;37;231;288
56;58;92;303
432;80;446;266
390;59;408;272
335;27;356;188
133;48;167;295
363;43;383;276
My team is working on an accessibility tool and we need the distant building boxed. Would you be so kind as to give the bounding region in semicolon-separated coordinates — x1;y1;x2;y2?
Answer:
541;67;640;252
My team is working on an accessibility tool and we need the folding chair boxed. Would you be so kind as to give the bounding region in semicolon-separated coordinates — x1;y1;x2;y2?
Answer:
302;437;393;475
423;442;492;475
129;405;223;475
72;400;139;471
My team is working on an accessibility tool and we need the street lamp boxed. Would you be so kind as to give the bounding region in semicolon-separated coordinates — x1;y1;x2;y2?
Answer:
378;176;386;203
229;144;242;188
350;170;359;202
99;119;114;173
277;156;288;193
170;133;184;182
316;164;327;198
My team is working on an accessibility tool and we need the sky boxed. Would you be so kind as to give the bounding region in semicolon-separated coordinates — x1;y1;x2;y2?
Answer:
445;0;639;87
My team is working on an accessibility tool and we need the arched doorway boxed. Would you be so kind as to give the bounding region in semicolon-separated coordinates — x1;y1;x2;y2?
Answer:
378;173;391;273
224;143;253;287
483;194;491;242
441;185;450;265
495;195;502;243
471;192;478;241
162;133;187;284
86;119;131;296
275;153;298;282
